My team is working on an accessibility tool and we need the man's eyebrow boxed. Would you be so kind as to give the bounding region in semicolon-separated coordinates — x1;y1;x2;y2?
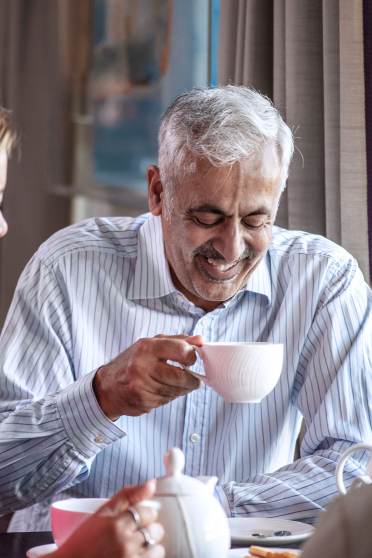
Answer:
188;204;272;216
188;204;227;216
247;206;272;216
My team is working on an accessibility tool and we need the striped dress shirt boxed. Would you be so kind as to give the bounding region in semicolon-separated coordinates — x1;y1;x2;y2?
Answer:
0;213;371;531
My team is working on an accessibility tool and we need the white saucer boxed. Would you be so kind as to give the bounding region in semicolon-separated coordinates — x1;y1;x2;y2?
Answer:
26;544;299;558
229;517;314;546
26;543;58;557
228;547;302;557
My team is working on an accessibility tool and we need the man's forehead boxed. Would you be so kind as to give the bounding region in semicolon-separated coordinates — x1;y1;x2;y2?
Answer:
177;156;281;208
181;147;280;182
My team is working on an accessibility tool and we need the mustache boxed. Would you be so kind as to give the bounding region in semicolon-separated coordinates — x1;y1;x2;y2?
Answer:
193;241;258;264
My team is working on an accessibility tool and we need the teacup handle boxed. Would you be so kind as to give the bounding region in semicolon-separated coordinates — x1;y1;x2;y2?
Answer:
336;443;372;495
187;347;207;384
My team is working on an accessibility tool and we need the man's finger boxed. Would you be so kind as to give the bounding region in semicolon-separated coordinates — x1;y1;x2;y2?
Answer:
152;362;201;391
154;334;203;346
149;338;200;366
185;335;204;346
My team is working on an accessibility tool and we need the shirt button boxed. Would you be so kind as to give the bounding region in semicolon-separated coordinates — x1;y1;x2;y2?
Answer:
190;432;201;444
94;435;107;444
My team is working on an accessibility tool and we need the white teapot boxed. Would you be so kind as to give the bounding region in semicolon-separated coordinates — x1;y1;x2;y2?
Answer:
154;448;230;558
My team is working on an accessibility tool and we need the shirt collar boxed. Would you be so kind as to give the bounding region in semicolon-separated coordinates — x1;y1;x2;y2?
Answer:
243;253;272;304
128;214;175;300
128;214;272;304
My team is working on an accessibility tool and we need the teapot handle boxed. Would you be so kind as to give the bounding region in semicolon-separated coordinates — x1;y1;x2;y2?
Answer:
336;443;372;494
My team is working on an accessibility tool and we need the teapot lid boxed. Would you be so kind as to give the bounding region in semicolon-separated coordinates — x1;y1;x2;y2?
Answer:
155;448;209;496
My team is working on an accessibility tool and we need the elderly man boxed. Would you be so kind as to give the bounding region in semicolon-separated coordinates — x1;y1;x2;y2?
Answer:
0;86;371;532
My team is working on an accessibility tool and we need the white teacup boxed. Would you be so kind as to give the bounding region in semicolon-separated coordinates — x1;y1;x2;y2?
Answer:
195;342;284;403
51;497;159;547
336;443;372;495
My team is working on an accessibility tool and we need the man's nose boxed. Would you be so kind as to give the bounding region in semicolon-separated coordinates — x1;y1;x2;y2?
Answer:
213;221;246;262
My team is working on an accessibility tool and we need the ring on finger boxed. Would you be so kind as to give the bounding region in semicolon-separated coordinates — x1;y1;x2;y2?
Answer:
127;506;141;529
139;527;156;547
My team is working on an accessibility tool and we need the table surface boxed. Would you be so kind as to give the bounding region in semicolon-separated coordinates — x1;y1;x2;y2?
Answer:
0;532;54;558
0;531;303;557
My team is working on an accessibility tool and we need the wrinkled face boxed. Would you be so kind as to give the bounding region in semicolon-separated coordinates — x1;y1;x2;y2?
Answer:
148;152;282;311
0;149;8;238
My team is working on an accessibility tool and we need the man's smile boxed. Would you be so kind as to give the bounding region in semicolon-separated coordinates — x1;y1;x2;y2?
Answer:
194;253;248;282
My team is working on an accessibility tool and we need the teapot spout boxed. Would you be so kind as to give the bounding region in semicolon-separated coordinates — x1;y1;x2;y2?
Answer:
196;475;218;493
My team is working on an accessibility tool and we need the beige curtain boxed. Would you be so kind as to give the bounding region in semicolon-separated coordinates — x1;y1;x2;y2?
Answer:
219;0;370;283
0;0;74;325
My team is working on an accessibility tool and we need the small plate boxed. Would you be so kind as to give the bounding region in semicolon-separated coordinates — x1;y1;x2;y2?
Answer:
229;517;314;546
26;543;58;557
228;547;302;557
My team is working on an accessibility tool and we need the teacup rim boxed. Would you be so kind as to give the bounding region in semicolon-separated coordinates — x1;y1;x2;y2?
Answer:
51;497;109;512
51;497;160;512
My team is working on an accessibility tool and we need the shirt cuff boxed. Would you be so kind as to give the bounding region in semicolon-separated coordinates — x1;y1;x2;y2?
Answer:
215;484;233;517
56;370;126;459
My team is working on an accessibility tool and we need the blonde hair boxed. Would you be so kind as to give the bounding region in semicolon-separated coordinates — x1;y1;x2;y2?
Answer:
0;107;16;155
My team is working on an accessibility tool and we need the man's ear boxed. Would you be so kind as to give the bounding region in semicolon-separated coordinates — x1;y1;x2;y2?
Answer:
147;165;163;216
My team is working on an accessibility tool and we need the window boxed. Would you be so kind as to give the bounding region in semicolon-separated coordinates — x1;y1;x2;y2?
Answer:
90;0;219;194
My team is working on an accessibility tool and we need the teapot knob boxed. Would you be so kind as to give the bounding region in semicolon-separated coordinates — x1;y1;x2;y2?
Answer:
164;448;185;476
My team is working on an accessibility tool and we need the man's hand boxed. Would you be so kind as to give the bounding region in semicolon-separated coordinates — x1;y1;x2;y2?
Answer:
93;335;203;420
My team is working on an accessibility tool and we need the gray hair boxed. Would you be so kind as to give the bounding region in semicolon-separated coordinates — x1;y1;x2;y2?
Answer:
158;85;294;192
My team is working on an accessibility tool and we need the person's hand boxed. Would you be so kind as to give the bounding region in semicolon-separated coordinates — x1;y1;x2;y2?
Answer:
47;480;164;558
93;334;203;420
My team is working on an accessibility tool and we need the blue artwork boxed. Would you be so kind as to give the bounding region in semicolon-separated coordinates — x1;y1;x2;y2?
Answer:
92;0;211;191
